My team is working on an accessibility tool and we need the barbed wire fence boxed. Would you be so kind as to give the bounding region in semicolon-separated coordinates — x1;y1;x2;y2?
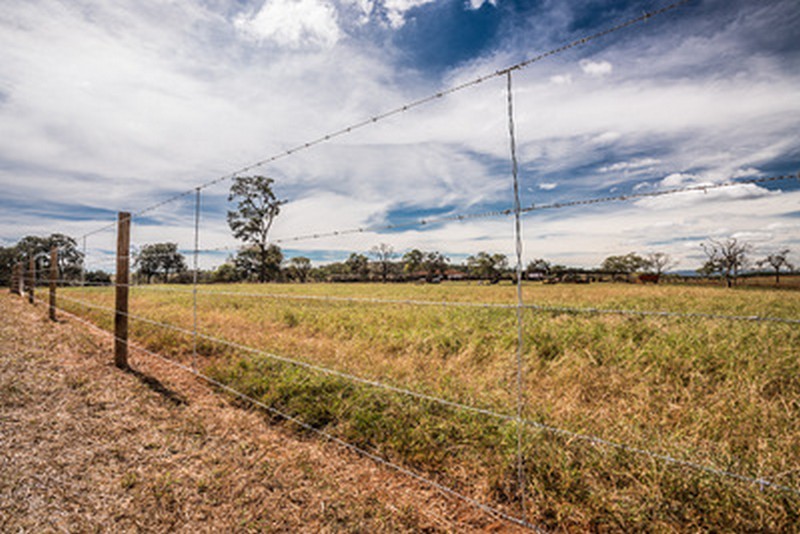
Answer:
8;0;800;529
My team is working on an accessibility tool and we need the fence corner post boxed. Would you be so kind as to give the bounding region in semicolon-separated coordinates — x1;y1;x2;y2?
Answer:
114;212;131;369
49;246;58;321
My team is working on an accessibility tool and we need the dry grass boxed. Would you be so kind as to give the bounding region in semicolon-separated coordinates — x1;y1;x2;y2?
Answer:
55;281;800;530
0;292;521;532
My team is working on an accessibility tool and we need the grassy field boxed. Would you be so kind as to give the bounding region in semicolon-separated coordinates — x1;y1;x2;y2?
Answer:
57;281;800;530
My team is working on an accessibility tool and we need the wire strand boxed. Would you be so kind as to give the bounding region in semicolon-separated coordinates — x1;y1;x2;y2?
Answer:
74;0;693;239
52;293;800;496
52;303;542;531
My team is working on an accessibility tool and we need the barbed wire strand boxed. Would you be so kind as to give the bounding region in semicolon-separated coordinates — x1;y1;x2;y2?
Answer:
101;170;798;258
53;293;800;496
75;0;692;241
253;172;800;248
54;283;800;325
51;303;542;531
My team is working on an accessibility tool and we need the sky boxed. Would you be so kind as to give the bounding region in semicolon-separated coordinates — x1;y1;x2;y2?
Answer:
1;0;799;272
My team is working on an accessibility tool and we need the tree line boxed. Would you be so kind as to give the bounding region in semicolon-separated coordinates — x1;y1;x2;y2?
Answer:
1;176;795;287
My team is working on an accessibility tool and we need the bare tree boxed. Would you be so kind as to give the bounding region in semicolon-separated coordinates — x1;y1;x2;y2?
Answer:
700;238;750;288
644;252;678;282
370;243;395;283
757;249;793;285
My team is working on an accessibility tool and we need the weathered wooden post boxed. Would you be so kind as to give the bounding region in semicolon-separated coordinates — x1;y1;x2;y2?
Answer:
9;263;18;295
28;255;35;304
115;212;131;369
16;263;23;296
49;247;58;321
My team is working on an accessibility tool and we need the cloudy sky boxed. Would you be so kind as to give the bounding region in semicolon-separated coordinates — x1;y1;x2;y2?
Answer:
1;0;798;271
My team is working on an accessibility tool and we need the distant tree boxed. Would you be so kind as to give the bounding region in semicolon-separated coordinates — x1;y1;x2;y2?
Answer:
644;252;677;276
466;252;507;283
601;253;648;276
422;251;449;282
370;243;395;283
84;270;112;286
211;262;241;283
526;258;551;277
345;253;369;280
287;256;312;283
234;244;283;282
700;238;750;288
227;175;286;283
0;246;15;287
757;249;793;285
15;234;83;281
402;249;424;276
134;243;186;283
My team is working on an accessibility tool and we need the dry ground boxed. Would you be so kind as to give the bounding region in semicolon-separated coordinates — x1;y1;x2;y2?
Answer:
0;293;522;532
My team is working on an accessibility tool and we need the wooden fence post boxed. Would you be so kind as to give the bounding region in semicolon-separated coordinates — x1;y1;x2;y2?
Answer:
15;263;23;296
28;255;35;304
18;263;25;296
49;247;58;321
115;212;130;369
9;263;18;295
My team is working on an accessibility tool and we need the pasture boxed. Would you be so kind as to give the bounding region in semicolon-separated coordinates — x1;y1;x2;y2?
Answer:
57;281;800;530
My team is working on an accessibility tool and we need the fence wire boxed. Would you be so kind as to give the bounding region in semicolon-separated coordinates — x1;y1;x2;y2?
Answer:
51;302;543;532
52;283;800;325
53;292;800;497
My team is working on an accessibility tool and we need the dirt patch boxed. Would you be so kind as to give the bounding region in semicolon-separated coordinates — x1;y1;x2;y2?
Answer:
0;294;521;532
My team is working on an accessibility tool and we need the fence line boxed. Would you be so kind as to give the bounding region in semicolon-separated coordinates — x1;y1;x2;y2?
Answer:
51;302;542;532
9;0;798;527
52;283;800;325
52;292;800;497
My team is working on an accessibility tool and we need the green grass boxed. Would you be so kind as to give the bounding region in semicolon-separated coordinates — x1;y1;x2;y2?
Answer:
57;282;800;530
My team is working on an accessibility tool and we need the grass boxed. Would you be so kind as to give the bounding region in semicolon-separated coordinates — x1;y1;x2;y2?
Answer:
57;281;800;530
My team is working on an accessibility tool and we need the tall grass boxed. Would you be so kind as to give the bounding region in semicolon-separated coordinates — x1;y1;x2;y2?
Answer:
58;282;800;530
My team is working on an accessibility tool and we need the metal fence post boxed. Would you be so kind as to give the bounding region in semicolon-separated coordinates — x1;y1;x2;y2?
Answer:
115;212;131;369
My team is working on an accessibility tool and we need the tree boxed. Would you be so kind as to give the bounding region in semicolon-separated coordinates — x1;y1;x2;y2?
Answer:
211;262;241;283
370;243;395;283
526;258;551;277
14;234;84;281
345;253;369;280
601;253;648;276
641;252;678;283
757;249;793;284
227;176;286;283
466;252;507;283
700;238;750;287
402;249;424;276
134;243;186;283
422;251;448;282
287;256;312;283
84;270;112;286
645;252;677;275
234;244;283;282
0;246;15;287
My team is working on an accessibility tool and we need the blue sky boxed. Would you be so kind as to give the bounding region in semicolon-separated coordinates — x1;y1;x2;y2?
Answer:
1;0;798;271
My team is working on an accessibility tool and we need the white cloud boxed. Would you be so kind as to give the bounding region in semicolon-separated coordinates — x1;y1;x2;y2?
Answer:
538;182;558;190
580;59;613;77
549;74;572;85
599;158;661;174
383;0;437;28
234;0;342;49
467;0;497;10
